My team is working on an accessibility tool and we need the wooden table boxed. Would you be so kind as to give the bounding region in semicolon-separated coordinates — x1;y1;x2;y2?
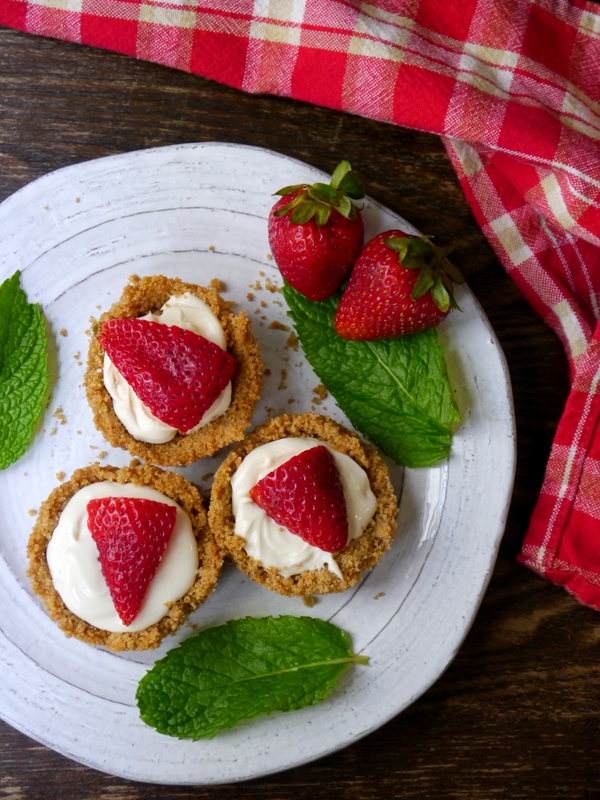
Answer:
0;26;596;800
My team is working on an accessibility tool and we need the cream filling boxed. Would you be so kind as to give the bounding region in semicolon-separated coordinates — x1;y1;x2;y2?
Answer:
103;293;232;444
231;438;377;579
46;481;199;633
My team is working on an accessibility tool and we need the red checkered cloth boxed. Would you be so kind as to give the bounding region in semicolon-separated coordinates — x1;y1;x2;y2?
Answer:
2;0;600;607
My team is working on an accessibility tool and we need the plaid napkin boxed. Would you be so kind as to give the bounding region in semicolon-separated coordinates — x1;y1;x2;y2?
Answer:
2;0;600;607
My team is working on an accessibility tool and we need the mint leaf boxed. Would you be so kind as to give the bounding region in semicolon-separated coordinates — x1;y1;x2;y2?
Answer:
283;282;460;468
136;616;368;740
0;271;49;469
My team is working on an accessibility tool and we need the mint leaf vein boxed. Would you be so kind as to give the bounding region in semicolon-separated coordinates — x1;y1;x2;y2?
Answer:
136;616;367;739
283;282;460;468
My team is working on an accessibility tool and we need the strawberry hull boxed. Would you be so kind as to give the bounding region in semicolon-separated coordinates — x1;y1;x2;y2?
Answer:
334;230;450;340
268;192;364;301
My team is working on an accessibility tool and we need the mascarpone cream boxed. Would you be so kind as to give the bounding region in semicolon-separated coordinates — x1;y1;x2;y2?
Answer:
46;481;199;633
231;437;377;579
103;293;232;444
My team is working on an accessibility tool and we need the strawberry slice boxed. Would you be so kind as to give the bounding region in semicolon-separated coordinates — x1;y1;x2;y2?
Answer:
249;445;348;553
100;318;236;433
87;496;178;625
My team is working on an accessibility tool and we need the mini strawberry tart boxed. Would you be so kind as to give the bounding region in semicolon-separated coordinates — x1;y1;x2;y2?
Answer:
27;463;222;651
85;275;263;466
209;413;398;597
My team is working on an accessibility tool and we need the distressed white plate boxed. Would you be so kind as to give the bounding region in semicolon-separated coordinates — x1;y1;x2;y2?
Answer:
0;143;515;785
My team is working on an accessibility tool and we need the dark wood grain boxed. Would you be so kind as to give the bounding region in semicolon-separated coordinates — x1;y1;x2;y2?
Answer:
1;25;595;800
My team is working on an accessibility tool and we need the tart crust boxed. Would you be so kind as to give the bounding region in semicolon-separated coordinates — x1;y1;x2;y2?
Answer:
84;275;263;466
209;413;398;597
27;462;223;651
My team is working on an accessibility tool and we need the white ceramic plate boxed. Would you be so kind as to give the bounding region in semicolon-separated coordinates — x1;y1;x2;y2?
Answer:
0;143;515;785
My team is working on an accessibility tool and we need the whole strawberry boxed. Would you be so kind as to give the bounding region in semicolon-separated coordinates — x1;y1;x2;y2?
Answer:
268;160;365;301
334;230;464;340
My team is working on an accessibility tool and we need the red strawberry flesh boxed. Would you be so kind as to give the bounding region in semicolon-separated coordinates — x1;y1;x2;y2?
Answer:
268;192;364;301
87;496;178;626
249;445;348;553
100;317;236;433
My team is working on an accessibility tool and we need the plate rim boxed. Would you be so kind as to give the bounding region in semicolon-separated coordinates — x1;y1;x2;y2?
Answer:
0;141;516;785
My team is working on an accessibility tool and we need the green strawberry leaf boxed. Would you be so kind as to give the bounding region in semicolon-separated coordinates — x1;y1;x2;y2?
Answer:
308;183;337;202
431;280;451;312
290;199;318;224
330;160;352;189
273;183;310;196
283;282;460;468
337;170;365;199
0;271;49;470
336;194;353;219
411;266;436;300
136;616;368;740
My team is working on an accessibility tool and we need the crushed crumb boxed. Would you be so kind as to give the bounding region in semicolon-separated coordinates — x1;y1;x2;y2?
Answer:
89;445;98;450
73;351;81;360
252;280;262;291
260;300;267;308
208;245;215;252
266;253;273;260
265;278;281;293
201;472;214;482
56;472;65;482
259;270;265;277
272;299;283;306
129;274;140;283
59;329;67;337
247;292;255;302
278;369;288;391
264;368;272;376
210;278;225;292
130;458;142;467
98;451;107;459
373;592;385;600
43;205;49;210
312;384;328;405
288;397;296;404
269;320;289;331
53;407;67;425
286;332;299;351
75;197;80;203
77;430;81;435
28;509;37;516
302;595;316;608
49;427;57;436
